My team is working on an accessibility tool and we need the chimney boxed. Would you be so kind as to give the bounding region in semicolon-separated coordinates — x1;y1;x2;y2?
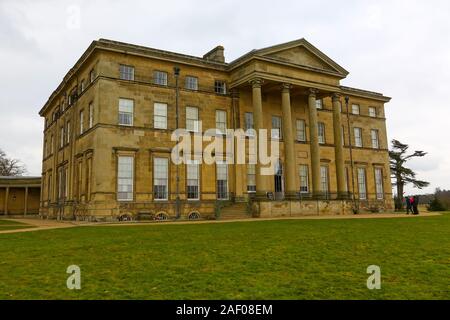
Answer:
203;45;225;63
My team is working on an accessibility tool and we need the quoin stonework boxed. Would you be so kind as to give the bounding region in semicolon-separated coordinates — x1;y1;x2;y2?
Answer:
39;38;393;221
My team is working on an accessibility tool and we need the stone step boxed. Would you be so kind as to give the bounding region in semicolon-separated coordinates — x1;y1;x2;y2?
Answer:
219;202;249;219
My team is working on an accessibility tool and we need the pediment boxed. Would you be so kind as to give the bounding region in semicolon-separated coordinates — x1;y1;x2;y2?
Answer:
255;39;349;77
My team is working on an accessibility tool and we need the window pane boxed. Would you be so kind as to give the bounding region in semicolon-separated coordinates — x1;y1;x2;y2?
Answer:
271;116;282;139
296;119;306;141
185;76;198;90
154;158;168;200
315;99;323;109
371;129;379;149
187;162;199;199
375;168;384;199
119;65;134;81
352;104;360;115
357;168;367;200
354;128;363;147
154;103;167;129
154;71;168;85
216;162;228;199
318;122;325;144
119;99;134;126
216;110;226;133
299;164;309;193
247;164;256;192
320;166;329;193
369;107;377;117
117;156;134;201
186;106;199;132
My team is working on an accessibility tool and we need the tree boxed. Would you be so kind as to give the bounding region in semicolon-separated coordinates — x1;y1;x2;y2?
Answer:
0;149;27;176
389;139;429;210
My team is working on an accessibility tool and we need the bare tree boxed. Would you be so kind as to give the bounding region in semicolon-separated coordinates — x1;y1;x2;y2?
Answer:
0;149;27;176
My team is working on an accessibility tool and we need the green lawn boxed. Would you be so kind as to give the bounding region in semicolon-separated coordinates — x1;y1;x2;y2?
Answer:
0;214;449;300
0;219;34;231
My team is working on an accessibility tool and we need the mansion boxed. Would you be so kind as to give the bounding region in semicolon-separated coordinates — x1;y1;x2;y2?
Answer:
39;38;393;220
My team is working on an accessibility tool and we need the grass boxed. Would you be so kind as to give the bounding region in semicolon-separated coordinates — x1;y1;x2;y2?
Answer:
0;213;449;300
0;219;34;231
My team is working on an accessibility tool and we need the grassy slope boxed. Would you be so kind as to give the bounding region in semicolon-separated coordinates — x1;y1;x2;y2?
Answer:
0;214;449;300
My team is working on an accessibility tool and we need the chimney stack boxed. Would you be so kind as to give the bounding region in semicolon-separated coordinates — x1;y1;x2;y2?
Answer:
203;45;225;63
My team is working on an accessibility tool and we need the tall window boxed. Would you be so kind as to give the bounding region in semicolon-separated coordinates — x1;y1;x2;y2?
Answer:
119;64;134;80
80;80;85;93
50;135;54;154
320;166;329;194
154;103;168;129
185;76;198;90
299;164;309;193
315;99;323;109
89;69;95;83
369;106;377;117
66;122;70;144
354;127;363;147
65;167;69;198
216;110;227;134
352;104;360;115
214;80;226;94
153;71;168;86
216;161;228;200
117;156;134;201
89;102;94;128
186;161;200;200
318;122;325;144
371;129;379;149
60;126;64;148
154;158;168;200
186;106;199;132
245;112;254;136
79;110;84;134
271;116;282;139
375;168;384;200
118;98;134;126
296;119;306;142
247;164;256;193
357;168;367;200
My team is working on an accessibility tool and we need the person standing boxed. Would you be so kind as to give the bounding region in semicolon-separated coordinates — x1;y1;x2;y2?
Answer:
413;195;420;215
406;196;412;214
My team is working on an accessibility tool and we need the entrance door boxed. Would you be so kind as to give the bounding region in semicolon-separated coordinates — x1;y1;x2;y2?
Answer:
274;160;284;200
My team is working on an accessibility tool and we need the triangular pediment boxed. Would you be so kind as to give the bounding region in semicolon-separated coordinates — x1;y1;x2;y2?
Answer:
254;39;349;77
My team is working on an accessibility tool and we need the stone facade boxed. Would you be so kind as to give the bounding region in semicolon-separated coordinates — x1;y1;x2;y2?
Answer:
39;38;393;221
0;176;41;216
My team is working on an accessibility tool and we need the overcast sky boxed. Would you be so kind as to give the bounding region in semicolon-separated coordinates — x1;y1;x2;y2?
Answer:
1;0;449;195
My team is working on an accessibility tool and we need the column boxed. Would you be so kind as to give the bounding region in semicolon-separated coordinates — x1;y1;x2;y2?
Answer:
308;89;321;197
4;186;9;215
251;78;268;198
281;83;297;199
332;93;346;198
24;186;29;216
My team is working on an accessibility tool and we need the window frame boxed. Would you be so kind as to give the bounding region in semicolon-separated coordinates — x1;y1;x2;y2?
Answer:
154;102;168;129
354;127;363;147
352;104;360;115
318;122;326;144
271;115;282;140
299;164;309;193
119;64;135;81
186;106;199;132
216;161;228;200
214;80;227;95
153;70;168;86
118;98;134;126
153;157;169;201
186;160;200;200
185;76;198;91
371;129;379;149
357;167;367;200
215;109;227;134
296;119;306;142
117;155;134;201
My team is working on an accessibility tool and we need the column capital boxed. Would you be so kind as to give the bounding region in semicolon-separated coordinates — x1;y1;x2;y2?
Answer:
281;83;292;93
249;78;264;88
308;88;319;97
332;92;341;101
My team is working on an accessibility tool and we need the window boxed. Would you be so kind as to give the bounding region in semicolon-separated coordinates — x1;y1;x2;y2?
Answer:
79;110;84;134
80;80;85;92
299;164;309;193
245;112;254;136
60;126;64;148
341;125;345;146
50;135;54;154
185;76;198;90
214;80;226;94
186;106;199;132
247;164;256;193
296;119;306;142
318;122;325;144
354;127;363;147
65;122;70;144
352;104;360;115
371;129;379;149
154;158;168;200
375;168;384;200
153;71;168;86
89;102;94;128
369;107;377;117
271;116;282;139
357;168;367;200
119;64;134;81
117;156;134;201
216;110;227;134
89;69;95;83
186;161;200;200
154;103;168;129
320;166;329;194
216;161;228;200
118;98;134;126
65;167;69;198
315;99;323;109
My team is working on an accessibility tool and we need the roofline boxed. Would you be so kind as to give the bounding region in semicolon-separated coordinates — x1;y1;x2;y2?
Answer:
340;85;391;102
